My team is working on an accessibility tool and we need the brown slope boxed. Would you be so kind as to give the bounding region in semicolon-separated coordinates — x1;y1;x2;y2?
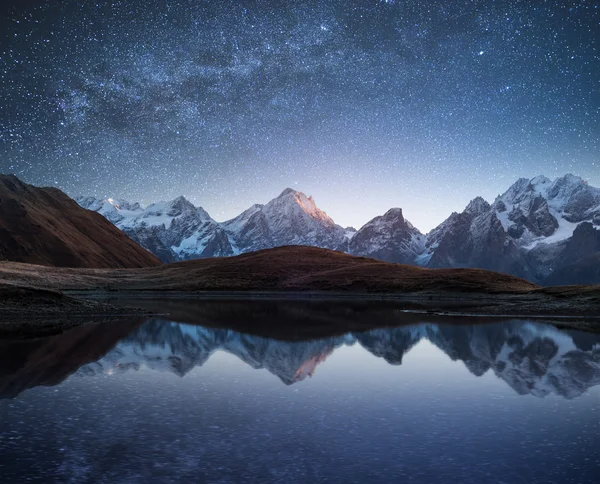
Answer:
0;245;538;293
136;245;539;292
0;174;161;268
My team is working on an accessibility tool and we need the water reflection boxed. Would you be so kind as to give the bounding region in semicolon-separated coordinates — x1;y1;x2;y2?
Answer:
1;313;599;484
2;318;599;399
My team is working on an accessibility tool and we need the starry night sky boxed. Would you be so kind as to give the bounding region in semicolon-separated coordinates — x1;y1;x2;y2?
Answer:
1;0;598;230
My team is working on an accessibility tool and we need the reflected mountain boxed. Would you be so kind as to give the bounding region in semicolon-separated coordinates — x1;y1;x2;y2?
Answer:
422;324;600;398
0;318;144;399
1;318;598;400
79;319;352;385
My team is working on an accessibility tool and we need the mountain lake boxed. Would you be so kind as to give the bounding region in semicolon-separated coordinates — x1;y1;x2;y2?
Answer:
0;302;598;483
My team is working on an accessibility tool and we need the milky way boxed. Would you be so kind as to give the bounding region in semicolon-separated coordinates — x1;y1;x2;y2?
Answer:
1;0;598;230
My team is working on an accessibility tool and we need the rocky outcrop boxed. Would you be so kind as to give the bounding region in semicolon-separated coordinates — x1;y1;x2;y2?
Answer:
426;198;529;278
507;195;558;238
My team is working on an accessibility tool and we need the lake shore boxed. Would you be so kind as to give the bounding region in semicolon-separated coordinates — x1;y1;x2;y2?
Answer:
1;247;598;337
1;286;598;339
0;285;148;337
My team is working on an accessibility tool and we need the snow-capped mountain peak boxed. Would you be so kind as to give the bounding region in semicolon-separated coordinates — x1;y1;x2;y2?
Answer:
266;188;335;225
141;196;213;224
491;174;600;247
424;174;600;283
77;195;232;262
167;195;199;214
530;174;552;186
222;189;348;253
382;207;404;220
349;207;425;264
465;196;491;215
277;187;299;198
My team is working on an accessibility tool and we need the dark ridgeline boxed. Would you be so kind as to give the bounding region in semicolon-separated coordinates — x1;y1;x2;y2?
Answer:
0;244;540;295
0;174;161;268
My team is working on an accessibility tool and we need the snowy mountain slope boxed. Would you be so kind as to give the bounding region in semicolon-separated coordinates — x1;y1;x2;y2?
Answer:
76;195;235;262
491;174;600;249
422;174;600;283
78;188;350;261
222;188;350;253
75;196;144;225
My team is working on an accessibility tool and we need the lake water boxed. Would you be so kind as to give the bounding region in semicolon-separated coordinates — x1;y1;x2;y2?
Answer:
0;312;598;483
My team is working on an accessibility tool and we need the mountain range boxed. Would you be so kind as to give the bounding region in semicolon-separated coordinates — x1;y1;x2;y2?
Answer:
76;187;353;262
77;174;600;284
